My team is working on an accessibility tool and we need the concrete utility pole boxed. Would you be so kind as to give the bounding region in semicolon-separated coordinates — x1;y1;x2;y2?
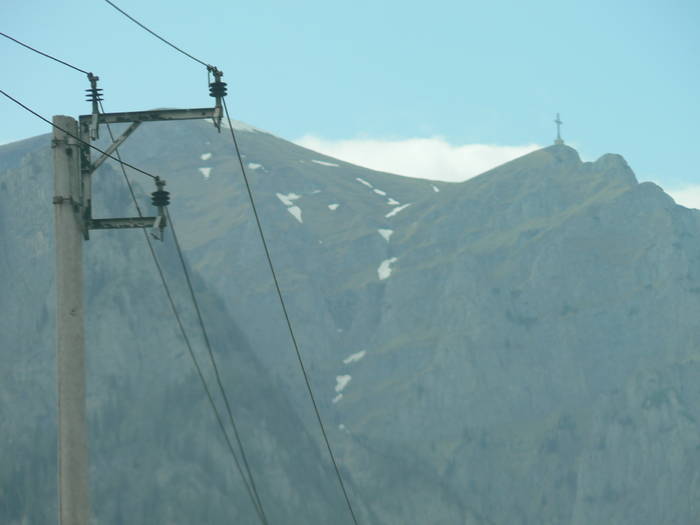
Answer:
51;68;226;524
53;115;89;525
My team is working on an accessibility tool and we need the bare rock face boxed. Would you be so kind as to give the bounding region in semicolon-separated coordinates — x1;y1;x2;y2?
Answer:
2;121;700;524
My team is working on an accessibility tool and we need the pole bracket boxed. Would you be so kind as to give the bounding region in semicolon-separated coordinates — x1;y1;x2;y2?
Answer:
53;195;75;205
87;217;158;230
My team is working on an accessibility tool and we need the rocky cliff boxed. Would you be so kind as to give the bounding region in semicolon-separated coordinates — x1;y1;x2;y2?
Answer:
2;119;699;524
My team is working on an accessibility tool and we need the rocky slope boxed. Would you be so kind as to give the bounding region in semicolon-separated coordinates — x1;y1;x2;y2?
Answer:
2;118;700;524
0;130;353;524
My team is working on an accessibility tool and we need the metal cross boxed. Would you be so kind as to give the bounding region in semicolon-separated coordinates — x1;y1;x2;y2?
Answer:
554;113;564;145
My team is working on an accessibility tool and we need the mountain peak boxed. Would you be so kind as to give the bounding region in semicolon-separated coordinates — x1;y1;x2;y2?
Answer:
468;143;583;187
593;151;632;172
588;152;638;187
483;143;638;190
4;118;700;525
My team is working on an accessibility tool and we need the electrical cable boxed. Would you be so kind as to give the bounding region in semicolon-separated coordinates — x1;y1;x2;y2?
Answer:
165;207;270;525
0;89;157;181
0;31;90;75
102;0;213;70
86;7;359;516
97;105;268;524
3;16;357;520
1;24;265;522
0;29;263;515
222;98;360;525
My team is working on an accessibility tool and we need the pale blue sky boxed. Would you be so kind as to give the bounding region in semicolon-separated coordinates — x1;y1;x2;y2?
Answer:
3;0;699;192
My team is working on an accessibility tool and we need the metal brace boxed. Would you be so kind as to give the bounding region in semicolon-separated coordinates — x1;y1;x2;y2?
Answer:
89;121;141;174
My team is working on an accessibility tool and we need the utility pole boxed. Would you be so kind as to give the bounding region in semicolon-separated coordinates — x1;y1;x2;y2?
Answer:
52;68;227;524
53;115;89;525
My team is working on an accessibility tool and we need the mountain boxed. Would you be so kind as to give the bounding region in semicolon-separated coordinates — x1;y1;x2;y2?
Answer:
2;118;700;524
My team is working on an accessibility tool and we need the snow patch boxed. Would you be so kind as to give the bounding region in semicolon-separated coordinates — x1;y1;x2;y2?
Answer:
332;394;343;404
356;177;373;188
312;159;339;167
432;184;440;192
387;198;400;205
200;152;212;161
276;192;301;207
385;203;411;218
198;167;212;179
378;258;398;280
373;188;387;196
343;350;367;364
335;375;352;393
287;206;303;223
378;229;394;242
328;203;340;211
247;163;262;170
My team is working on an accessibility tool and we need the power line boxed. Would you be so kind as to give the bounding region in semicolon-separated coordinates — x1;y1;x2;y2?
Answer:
56;7;359;517
0;31;90;75
102;0;213;70
0;25;264;511
1;19;325;522
165;207;270;524
85;11;360;520
1;27;265;510
222;99;361;525
0;88;157;181
97;104;268;524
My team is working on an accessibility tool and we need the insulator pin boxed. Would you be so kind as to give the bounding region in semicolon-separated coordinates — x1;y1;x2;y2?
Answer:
85;88;104;103
150;178;169;241
209;81;227;99
208;67;225;132
151;189;170;207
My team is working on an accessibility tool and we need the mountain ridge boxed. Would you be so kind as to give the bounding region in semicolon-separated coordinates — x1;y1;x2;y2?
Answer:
2;120;700;524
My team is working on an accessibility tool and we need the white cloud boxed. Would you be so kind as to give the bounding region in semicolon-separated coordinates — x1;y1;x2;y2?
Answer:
667;186;700;210
294;135;541;182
